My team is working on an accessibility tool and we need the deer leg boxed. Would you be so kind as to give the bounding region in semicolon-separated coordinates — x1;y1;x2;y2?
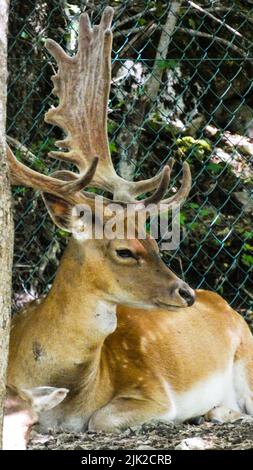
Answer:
230;325;253;418
205;406;243;423
88;396;175;433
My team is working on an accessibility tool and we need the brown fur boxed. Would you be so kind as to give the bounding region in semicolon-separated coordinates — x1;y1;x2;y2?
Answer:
8;237;253;432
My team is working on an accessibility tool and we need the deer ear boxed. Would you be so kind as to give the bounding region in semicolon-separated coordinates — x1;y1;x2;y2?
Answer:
42;192;96;240
20;387;69;413
42;170;95;237
42;192;73;232
42;169;81;232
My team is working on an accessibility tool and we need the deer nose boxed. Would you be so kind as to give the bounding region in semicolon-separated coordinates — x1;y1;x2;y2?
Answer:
171;280;196;307
178;284;195;306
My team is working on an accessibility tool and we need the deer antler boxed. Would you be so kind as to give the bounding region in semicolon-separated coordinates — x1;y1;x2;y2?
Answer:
45;6;190;205
7;145;100;209
7;6;191;219
159;161;192;208
45;8;115;191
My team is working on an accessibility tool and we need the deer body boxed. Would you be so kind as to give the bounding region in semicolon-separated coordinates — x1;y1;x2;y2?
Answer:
8;286;253;432
6;7;253;434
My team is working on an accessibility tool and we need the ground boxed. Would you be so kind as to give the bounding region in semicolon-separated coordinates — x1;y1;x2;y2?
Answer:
29;420;253;450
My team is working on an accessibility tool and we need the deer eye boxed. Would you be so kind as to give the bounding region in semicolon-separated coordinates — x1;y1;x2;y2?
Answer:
116;249;136;259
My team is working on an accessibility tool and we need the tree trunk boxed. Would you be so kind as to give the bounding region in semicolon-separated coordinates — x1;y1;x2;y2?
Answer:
0;0;13;449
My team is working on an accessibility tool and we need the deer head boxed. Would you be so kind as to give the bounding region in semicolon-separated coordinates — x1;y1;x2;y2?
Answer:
7;7;195;311
3;386;68;449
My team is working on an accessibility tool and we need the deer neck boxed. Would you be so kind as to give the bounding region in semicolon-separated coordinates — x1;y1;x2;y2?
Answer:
41;238;117;361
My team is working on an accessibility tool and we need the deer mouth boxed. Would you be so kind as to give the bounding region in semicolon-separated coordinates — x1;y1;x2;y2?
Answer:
154;299;184;310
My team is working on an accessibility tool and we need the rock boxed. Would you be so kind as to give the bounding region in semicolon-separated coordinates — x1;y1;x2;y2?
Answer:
30;432;54;445
233;191;253;213
175;437;208;450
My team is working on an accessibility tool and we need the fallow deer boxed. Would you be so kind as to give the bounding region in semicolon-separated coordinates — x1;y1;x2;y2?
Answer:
3;386;68;449
6;7;253;433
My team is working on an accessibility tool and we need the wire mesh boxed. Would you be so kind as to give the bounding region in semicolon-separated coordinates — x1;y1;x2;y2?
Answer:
7;0;253;321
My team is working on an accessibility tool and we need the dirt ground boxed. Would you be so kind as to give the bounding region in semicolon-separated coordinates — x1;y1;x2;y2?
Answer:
29;419;253;450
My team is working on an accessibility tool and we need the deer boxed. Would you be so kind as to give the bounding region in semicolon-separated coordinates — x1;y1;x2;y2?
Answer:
6;7;253;434
3;386;68;450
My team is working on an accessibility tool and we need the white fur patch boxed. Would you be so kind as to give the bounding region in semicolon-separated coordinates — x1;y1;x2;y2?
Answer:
233;360;253;414
95;301;117;335
161;365;239;423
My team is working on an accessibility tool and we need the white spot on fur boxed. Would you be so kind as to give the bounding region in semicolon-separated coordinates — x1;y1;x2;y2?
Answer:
147;331;157;341
140;337;148;353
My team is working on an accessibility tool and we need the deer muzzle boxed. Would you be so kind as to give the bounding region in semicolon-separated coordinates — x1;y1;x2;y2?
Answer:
155;280;195;309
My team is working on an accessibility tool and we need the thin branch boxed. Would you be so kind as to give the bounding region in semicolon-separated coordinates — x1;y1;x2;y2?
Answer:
242;287;253;301
114;25;146;38
177;28;251;60
114;9;155;29
203;8;231;12
188;1;242;38
6;136;36;165
186;5;253;30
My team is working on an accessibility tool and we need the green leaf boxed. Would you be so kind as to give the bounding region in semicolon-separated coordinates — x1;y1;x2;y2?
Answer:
244;244;253;252
138;18;147;26
199;208;214;217
243;231;253;240
241;254;253;267
157;59;178;70
56;229;69;238
180;213;186;225
207;162;222;174
196;139;211;152
109;142;117;153
108;120;118;133
20;31;29;40
189;18;196;29
188;202;200;209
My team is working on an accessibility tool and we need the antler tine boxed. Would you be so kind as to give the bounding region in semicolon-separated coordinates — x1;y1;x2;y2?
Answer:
61;157;98;194
160;162;192;208
77;12;92;53
130;158;175;198
142;165;171;206
7;145;98;201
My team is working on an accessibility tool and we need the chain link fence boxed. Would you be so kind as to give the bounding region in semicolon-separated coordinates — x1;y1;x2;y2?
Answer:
7;0;253;322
